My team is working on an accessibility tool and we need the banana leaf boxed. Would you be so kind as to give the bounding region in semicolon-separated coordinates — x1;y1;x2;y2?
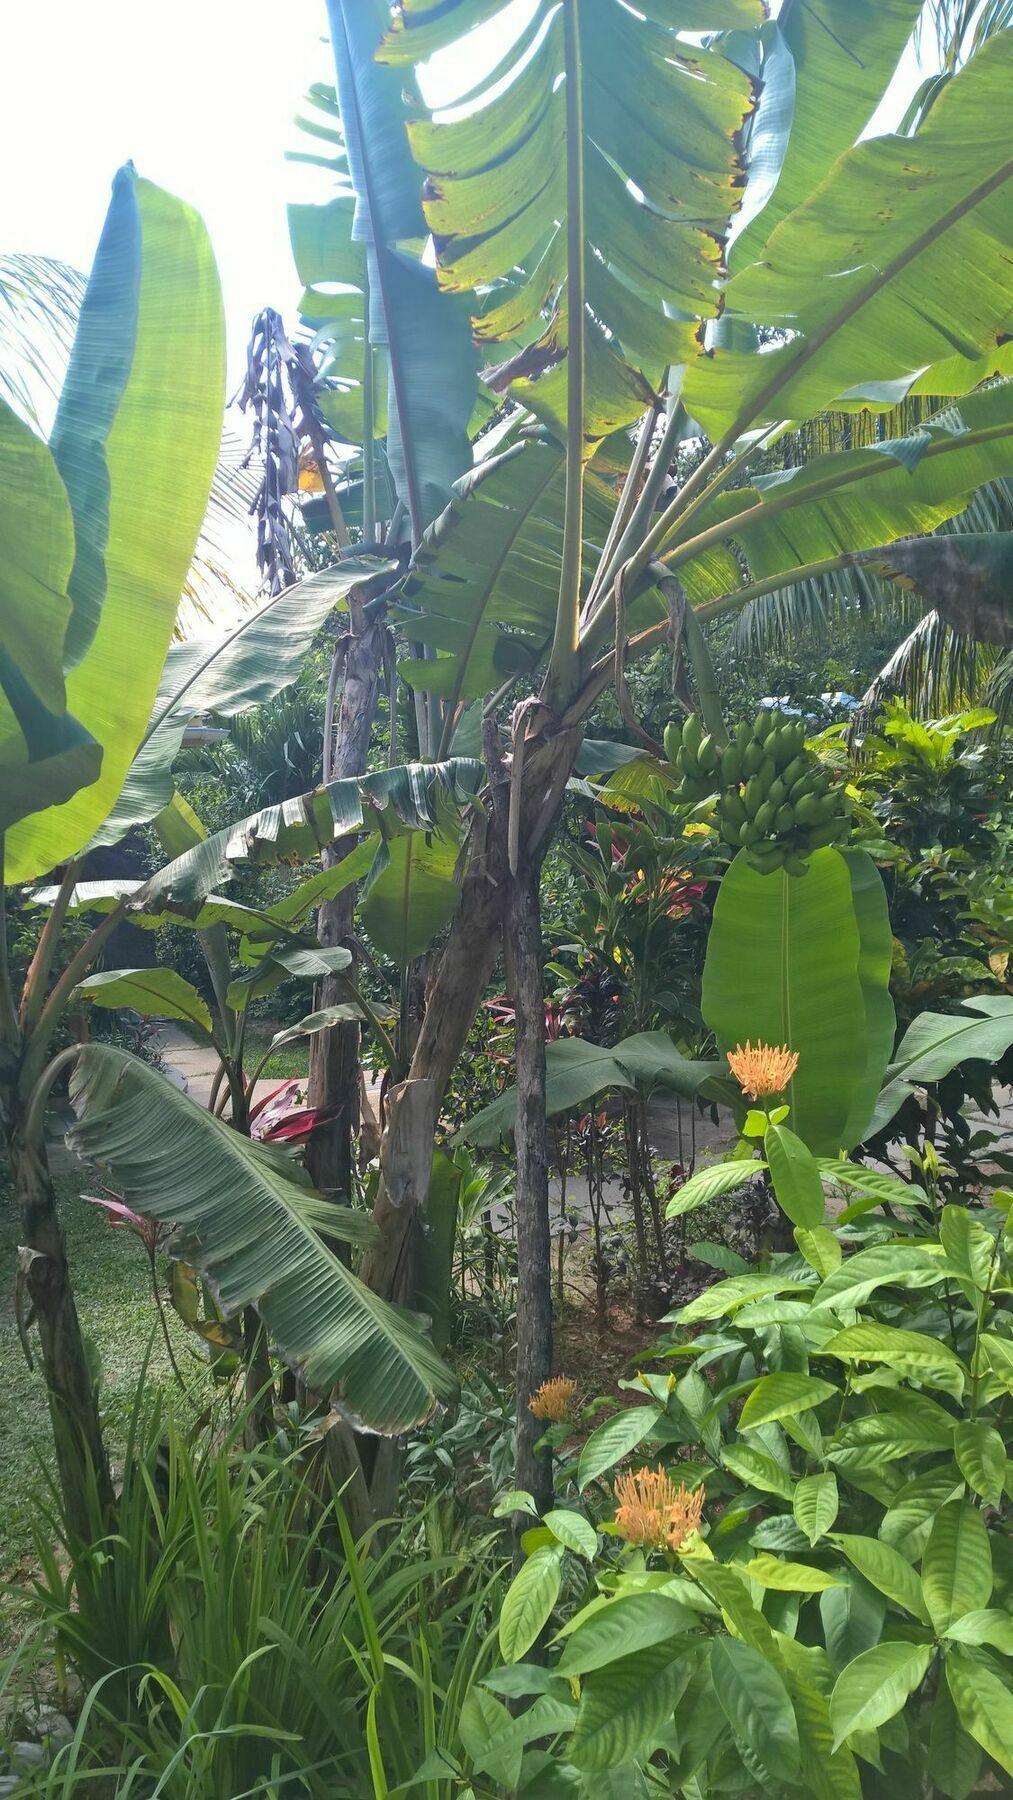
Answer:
67;1043;455;1431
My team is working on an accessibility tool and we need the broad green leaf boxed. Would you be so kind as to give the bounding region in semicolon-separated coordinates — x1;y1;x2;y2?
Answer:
678;389;1013;611
739;1373;838;1430
742;1555;842;1594
398;0;760;442
0;399;102;833
95;559;395;847
682;1555;778;1656
665;1157;765;1220
543;1510;597;1561
721;1444;792;1502
840;850;897;1146
731;0;923;271
359;829;461;965
67;1044;453;1432
793;1473;839;1546
940;1206;996;1292
788;1670;864;1800
142;759;482;908
492;1490;539;1520
879;1474;965;1561
499;1545;563;1663
765;1122;825;1228
816;1159;927;1210
952;1421;1006;1509
711;1636;800;1783
868;996;1013;1136
811;1244;950;1312
8;169;224;880
226;945;353;1013
674;1273;812;1325
943;1610;1013;1654
829;1641;933;1751
464;1032;716;1148
259;1007;364;1056
831;1534;930;1624
557;1593;695;1677
945;1644;1013;1778
577;1404;662;1492
821;1324;967;1396
794;1225;842;1279
325;0;476;527
74;967;213;1038
569;1640;692;1774
928;1675;983;1800
396;439;618;710
701;848;866;1154
921;1501;992;1633
820;1575;886;1674
685;34;1013;439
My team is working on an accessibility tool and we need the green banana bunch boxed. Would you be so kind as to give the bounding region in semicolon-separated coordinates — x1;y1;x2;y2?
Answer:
666;708;853;876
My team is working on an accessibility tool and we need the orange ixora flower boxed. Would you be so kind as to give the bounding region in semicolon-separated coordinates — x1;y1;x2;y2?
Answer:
726;1040;799;1101
529;1377;577;1422
614;1467;705;1553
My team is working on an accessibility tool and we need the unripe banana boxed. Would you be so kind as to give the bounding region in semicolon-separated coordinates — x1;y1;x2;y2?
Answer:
789;772;815;802
757;756;776;792
721;744;742;786
663;722;683;766
748;843;786;874
767;776;787;808
754;710;774;742
807;819;846;848
782;755;809;790
754;800;776;835
775;803;795;834
734;721;752;756
784;850;810;877
722;790;747;829
793;793;823;828
676;746;692;778
743;776;764;818
698;734;718;773
683;714;703;757
741;739;763;778
740;819;762;846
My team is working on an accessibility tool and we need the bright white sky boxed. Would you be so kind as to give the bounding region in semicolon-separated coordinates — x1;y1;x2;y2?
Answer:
0;0;539;387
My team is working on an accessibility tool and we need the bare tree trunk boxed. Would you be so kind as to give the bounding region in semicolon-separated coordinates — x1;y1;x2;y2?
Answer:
8;1123;114;1541
306;598;386;1206
508;852;554;1527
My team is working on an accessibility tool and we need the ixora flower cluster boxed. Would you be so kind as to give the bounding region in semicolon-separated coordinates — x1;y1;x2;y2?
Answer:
664;710;853;875
528;1377;577;1422
726;1040;799;1100
614;1467;705;1553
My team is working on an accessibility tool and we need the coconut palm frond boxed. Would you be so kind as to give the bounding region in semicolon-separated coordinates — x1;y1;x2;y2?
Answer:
0;253;86;429
858;611;999;724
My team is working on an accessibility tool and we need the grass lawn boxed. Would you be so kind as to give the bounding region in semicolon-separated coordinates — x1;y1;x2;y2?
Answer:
0;1157;208;1624
242;1018;311;1084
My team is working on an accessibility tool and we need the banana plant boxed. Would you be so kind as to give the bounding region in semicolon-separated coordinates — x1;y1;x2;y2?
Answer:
0;165;225;1538
328;2;1013;1515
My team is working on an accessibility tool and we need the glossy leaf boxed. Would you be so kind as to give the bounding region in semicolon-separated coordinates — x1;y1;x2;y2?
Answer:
829;1641;933;1751
543;1510;597;1561
557;1592;694;1677
569;1639;692;1774
921;1501;992;1633
499;1546;563;1663
820;1575;887;1674
945;1645;1013;1778
765;1122;825;1228
743;1555;842;1594
711;1636;800;1783
821;1324;967;1395
793;1473;839;1546
463;1034;716;1148
577;1404;662;1493
952;1420;1006;1509
928;1675;983;1800
666;1157;765;1220
701;848;867;1154
794;1225;842;1279
359;829;461;966
739;1372;838;1430
722;1444;792;1502
868;995;1013;1135
840;850;897;1146
831;1534;930;1624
